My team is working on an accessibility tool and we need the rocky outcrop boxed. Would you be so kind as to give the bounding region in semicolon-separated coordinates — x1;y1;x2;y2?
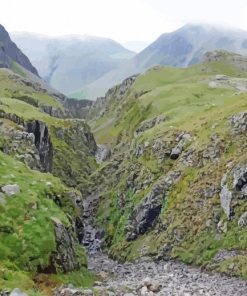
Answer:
51;217;84;273
219;175;233;219
95;145;111;164
0;24;39;76
135;115;167;137
0;113;53;172
126;171;181;240
229;111;247;133
209;75;247;92
26;120;53;172
170;132;191;160
87;75;138;120
63;98;93;119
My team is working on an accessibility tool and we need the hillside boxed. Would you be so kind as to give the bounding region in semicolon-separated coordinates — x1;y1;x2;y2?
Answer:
0;60;98;293
84;24;247;100
0;25;39;76
86;51;247;280
11;33;135;98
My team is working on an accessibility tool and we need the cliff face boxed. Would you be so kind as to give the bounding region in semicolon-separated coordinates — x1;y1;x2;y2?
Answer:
0;24;39;76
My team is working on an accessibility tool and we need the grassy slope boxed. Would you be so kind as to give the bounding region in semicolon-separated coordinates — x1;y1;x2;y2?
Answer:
0;151;95;295
0;69;97;294
0;69;63;109
91;54;247;278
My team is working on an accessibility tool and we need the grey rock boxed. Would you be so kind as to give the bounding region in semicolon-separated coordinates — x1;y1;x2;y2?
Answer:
127;172;181;240
26;120;53;172
96;145;111;164
219;175;233;219
238;212;247;227
170;133;191;160
229;111;247;133
135;115;167;136
1;184;20;196
170;145;182;160
9;288;28;296
51;217;82;272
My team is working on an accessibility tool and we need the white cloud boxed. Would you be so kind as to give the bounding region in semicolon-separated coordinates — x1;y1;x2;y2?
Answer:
0;0;247;42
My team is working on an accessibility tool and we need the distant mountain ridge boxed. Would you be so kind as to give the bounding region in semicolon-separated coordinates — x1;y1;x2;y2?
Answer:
11;32;135;98
83;24;247;100
0;24;39;76
11;24;247;100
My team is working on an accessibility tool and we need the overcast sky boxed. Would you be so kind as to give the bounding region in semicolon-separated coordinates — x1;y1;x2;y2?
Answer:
1;0;247;42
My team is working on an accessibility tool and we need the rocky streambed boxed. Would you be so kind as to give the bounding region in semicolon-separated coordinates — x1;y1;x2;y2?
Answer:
55;251;247;296
63;192;247;296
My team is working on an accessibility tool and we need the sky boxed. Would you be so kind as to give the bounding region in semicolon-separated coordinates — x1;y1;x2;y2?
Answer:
1;0;247;43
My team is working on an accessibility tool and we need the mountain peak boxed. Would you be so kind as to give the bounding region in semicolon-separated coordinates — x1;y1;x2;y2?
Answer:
0;24;39;76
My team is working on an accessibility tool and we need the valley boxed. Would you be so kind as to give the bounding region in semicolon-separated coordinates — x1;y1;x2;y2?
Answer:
1;18;247;296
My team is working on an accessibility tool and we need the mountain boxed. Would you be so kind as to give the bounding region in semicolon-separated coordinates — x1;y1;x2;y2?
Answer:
123;40;150;52
11;32;135;98
83;24;247;99
0;25;39;76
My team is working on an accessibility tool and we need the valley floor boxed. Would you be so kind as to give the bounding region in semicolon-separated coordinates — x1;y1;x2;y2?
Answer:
87;253;247;296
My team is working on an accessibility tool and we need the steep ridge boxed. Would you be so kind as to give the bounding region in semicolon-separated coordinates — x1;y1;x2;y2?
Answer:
0;25;39;76
85;51;247;280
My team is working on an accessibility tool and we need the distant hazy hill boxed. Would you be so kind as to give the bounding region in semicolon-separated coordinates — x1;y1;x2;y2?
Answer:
0;24;39;76
83;24;247;100
11;32;135;98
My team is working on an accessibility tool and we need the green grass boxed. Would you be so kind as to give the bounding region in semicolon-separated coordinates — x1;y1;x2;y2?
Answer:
0;151;90;293
0;68;63;109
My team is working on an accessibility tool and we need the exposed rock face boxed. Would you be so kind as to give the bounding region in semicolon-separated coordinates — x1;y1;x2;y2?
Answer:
126;172;181;240
238;212;247;227
95;145;111;164
135;115;167;137
209;75;247;92
87;75;138;120
170;133;191;160
51;217;83;273
0;24;39;76
63;98;93;119
229;112;247;133
219;174;234;219
26;120;53;172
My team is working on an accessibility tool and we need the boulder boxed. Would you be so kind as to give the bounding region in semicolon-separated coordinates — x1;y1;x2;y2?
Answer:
238;212;247;227
1;184;20;196
9;289;27;296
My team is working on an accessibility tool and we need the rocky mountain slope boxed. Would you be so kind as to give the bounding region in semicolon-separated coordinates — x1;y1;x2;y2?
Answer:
85;50;247;281
0;25;39;76
84;24;247;100
11;33;135;98
0;59;98;293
